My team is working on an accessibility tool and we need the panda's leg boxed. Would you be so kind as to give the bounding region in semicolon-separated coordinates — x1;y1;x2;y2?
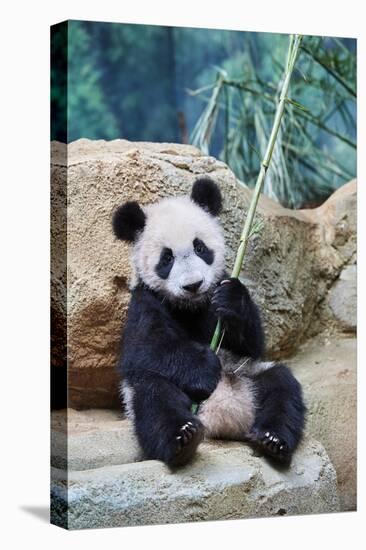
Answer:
127;374;204;467
250;363;306;463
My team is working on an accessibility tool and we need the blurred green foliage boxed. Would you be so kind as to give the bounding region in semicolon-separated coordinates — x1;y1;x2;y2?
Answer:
190;34;356;207
51;21;356;208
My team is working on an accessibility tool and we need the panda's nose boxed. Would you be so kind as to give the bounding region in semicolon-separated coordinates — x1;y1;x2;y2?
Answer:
182;280;203;293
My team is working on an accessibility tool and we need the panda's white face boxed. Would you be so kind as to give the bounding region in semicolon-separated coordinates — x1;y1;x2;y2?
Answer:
131;196;226;305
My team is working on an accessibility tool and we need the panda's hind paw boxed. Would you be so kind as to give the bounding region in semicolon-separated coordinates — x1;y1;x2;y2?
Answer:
256;430;291;463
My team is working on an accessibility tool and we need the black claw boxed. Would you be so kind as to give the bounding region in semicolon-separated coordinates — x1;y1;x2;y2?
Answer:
255;430;291;462
177;421;197;446
185;424;196;436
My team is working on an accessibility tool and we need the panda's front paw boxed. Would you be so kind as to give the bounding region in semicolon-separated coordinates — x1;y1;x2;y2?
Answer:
176;421;200;448
212;278;249;321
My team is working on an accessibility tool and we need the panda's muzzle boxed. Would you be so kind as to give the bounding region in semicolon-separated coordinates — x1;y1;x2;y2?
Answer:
182;280;203;293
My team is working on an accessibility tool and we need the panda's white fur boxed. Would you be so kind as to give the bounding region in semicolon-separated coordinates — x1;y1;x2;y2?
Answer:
198;351;277;440
197;368;256;440
120;380;135;422
130;195;226;303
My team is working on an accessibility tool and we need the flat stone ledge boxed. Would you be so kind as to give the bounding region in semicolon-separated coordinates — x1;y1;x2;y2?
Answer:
51;437;340;529
52;409;142;470
51;409;246;471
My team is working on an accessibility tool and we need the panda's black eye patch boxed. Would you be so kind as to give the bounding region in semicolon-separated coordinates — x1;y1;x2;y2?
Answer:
193;238;214;265
155;247;174;279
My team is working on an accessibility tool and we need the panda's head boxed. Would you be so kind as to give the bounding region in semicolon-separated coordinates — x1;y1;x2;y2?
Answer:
112;178;226;306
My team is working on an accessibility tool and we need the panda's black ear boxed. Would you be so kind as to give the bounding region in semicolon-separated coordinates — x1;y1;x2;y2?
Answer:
191;177;222;217
112;201;146;242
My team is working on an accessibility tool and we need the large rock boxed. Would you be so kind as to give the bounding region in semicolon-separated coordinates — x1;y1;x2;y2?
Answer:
51;409;339;529
51;139;356;408
300;180;357;337
288;335;357;511
327;265;356;332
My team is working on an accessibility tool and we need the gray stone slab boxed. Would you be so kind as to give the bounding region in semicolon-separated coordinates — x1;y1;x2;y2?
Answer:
51;438;339;529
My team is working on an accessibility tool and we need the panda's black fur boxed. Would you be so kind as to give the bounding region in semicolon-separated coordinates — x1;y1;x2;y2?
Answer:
113;178;306;467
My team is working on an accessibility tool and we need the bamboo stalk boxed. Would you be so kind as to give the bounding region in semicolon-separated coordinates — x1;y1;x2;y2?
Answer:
210;34;303;352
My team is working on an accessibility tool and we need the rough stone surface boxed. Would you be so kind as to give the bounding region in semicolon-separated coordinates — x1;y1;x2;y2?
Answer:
53;329;355;527
51;433;339;530
51;139;356;407
51;143;67;372
51;409;142;471
51;409;237;471
288;335;357;511
327;265;357;331
300;180;357;337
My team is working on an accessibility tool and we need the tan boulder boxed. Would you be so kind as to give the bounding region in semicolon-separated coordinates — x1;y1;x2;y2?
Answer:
51;139;356;408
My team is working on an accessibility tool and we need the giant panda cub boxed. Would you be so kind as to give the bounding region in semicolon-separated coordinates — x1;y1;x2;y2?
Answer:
112;177;305;467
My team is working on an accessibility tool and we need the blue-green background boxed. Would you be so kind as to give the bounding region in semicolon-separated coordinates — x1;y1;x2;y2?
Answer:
51;21;356;207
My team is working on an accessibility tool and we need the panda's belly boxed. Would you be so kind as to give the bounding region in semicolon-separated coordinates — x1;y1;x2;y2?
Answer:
197;371;256;440
197;349;276;441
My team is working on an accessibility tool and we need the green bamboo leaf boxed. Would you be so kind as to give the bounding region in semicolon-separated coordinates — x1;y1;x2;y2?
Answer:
286;97;310;112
